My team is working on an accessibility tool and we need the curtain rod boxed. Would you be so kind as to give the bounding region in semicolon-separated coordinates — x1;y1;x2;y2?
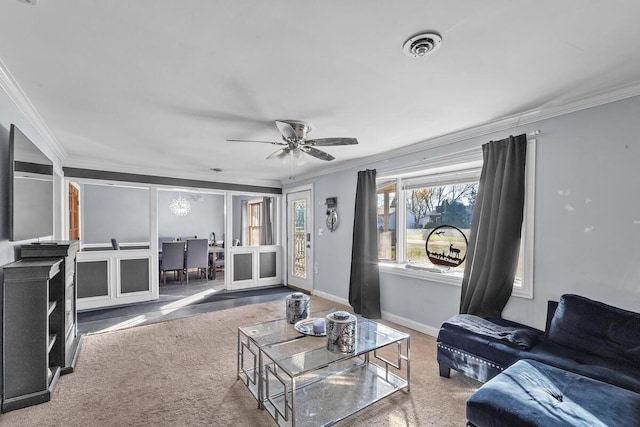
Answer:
378;129;542;177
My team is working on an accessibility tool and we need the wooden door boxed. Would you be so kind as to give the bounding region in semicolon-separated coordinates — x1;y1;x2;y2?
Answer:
69;183;80;240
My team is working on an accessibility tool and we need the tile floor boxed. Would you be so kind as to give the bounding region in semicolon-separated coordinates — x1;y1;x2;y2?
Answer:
78;274;291;334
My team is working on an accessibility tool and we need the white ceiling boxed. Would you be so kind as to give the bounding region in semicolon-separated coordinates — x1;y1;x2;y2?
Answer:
2;1;640;187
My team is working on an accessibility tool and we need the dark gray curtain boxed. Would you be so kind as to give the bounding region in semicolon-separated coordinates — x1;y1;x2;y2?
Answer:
260;197;273;245
349;169;381;319
460;134;527;317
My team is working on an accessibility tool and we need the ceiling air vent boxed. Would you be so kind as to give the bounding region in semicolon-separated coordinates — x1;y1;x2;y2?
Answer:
402;32;442;58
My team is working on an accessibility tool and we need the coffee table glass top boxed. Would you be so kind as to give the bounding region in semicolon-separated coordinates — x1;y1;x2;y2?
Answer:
261;318;409;377
238;307;338;347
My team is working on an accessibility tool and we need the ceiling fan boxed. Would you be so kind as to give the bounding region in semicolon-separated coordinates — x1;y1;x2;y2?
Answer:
226;120;358;161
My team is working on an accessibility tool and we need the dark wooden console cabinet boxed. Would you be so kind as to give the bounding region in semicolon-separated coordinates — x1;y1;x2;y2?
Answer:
19;240;81;374
1;241;80;413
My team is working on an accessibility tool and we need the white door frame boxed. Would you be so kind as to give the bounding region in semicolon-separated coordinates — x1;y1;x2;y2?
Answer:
282;183;314;293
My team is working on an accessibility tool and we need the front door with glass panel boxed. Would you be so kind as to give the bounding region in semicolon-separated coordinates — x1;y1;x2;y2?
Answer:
286;190;312;292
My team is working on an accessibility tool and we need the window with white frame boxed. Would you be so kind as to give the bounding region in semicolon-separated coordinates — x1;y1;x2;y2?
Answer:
377;141;535;298
248;200;262;246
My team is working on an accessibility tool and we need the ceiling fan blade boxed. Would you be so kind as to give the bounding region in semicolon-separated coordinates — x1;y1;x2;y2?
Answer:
266;148;288;159
302;146;335;161
226;139;286;146
275;121;298;141
305;137;358;146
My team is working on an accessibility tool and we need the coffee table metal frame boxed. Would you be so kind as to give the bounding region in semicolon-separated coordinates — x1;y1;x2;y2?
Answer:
238;312;410;427
237;308;338;405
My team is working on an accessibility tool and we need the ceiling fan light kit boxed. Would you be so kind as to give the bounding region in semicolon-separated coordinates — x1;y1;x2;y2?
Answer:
227;120;358;162
402;32;442;58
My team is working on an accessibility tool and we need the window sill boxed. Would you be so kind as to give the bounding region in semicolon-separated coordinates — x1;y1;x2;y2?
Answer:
378;262;533;299
379;262;463;287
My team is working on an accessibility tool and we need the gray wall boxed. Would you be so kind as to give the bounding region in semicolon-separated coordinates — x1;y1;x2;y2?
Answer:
158;190;224;242
79;187;225;244
81;184;150;244
286;95;640;333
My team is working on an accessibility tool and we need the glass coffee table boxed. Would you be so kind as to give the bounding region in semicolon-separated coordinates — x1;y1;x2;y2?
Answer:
238;310;410;426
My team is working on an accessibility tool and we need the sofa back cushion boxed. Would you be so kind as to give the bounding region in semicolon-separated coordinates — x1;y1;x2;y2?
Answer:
548;294;640;364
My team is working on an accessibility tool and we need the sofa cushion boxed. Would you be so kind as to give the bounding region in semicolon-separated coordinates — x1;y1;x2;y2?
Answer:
548;294;640;364
466;359;640;427
527;340;640;394
442;314;540;349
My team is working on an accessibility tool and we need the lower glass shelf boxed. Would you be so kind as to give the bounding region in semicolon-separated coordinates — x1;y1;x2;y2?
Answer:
263;361;408;427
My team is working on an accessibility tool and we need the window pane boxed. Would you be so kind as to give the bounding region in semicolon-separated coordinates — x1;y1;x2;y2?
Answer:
405;182;478;268
248;201;262;246
377;182;396;260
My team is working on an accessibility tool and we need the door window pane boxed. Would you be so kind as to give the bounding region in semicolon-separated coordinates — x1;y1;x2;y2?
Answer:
293;199;307;278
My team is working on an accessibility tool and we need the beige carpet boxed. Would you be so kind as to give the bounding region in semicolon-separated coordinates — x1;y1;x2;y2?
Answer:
0;296;480;426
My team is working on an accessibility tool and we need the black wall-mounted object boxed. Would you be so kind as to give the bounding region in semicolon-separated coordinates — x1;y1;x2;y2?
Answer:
9;124;54;241
325;197;338;232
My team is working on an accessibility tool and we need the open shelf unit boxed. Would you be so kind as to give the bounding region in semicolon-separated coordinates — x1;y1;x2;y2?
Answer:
19;240;81;375
1;258;64;412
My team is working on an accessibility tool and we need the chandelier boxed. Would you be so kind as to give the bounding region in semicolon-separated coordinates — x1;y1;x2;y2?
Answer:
170;193;191;216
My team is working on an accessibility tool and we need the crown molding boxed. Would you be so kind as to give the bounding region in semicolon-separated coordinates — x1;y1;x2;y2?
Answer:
0;57;67;163
287;80;640;184
63;157;282;191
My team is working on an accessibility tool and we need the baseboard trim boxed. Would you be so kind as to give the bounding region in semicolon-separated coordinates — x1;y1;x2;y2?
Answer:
381;310;440;338
312;290;440;337
313;290;349;307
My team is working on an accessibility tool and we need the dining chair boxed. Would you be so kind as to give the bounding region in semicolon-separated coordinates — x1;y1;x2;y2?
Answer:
111;238;120;250
158;236;175;247
184;238;209;285
160;241;185;285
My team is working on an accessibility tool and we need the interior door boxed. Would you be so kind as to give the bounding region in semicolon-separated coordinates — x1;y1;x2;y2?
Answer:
286;190;312;292
69;183;80;240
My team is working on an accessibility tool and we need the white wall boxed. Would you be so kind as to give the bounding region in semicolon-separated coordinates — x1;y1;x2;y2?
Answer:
286;95;640;334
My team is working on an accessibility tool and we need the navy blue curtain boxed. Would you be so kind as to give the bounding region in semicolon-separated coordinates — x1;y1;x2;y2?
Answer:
349;169;381;318
460;134;527;318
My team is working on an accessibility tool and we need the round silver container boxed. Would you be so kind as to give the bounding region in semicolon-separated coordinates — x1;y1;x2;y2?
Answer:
286;293;310;324
326;311;357;353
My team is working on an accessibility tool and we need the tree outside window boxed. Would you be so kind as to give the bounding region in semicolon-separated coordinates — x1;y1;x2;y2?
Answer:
405;183;478;267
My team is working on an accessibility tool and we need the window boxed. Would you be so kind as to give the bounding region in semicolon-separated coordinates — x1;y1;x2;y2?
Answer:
377;140;535;298
377;181;396;260
404;182;478;269
248;201;262;246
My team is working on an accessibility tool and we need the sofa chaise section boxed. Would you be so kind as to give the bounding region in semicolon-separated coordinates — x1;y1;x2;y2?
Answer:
437;294;640;394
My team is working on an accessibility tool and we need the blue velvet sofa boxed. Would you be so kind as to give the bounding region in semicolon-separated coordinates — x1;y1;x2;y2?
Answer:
437;294;640;394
